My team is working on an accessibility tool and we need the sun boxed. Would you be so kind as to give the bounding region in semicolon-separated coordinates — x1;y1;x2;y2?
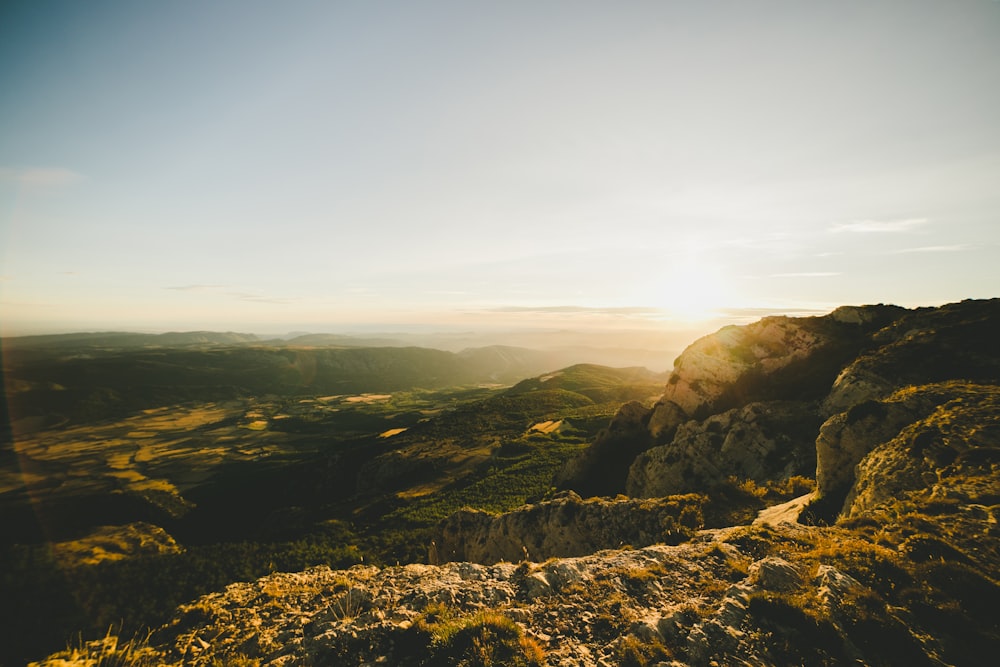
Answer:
650;257;733;323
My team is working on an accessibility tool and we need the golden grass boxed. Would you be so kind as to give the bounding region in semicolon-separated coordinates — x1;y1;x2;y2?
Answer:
528;420;563;434
345;393;392;403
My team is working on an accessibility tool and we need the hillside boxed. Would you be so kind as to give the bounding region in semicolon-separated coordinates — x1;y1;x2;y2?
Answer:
15;299;1000;666
1;350;666;665
1;342;588;437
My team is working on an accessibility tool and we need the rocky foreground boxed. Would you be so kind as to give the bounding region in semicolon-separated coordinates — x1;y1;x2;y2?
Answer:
35;300;1000;666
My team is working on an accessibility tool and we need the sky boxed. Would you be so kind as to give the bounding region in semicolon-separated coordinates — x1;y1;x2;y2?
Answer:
1;0;999;337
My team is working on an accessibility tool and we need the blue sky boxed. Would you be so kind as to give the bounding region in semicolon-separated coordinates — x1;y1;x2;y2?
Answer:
2;0;999;336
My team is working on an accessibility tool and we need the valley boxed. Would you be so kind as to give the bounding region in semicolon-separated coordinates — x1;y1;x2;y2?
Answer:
0;340;667;665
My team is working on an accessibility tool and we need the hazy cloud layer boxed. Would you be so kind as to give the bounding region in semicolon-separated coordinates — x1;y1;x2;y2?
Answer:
0;166;83;188
166;284;228;292
488;305;664;315
769;272;842;278
891;245;967;254
829;218;929;234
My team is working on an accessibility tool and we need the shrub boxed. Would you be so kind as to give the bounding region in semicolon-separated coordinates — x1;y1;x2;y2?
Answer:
423;610;545;667
49;627;162;667
615;634;673;667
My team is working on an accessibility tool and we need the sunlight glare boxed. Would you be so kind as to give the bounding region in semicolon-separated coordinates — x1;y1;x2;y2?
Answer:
652;256;733;323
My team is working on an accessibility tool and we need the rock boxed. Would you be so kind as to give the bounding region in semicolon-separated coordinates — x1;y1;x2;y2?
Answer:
813;398;926;510
823;299;1000;415
812;382;1000;519
648;399;688;442
627;401;821;497
430;492;704;565
563;300;1000;505
660;308;898;420
812;564;864;611
843;382;1000;518
747;557;803;592
560;304;902;498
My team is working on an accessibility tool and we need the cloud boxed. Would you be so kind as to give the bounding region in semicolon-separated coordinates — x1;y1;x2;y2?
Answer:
769;272;841;278
890;245;967;254
829;218;928;233
488;305;663;315
165;284;290;304
0;166;84;189
166;284;227;292
227;291;292;305
717;306;829;319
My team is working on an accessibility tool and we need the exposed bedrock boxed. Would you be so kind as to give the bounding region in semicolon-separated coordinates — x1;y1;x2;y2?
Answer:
657;305;902;423
560;300;1000;500
823;299;1000;415
813;382;1000;520
429;491;704;565
627;401;822;498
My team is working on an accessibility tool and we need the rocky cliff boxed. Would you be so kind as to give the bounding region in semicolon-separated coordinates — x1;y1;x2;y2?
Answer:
560;299;1000;501
815;381;1000;520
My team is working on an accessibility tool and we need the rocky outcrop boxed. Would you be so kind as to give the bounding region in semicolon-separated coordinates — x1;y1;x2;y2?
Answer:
559;306;901;496
811;382;1000;520
654;305;901;423
823;299;1000;415
429;492;704;565
843;382;1000;518
627;401;821;498
39;516;989;667
813;399;928;508
561;299;1000;500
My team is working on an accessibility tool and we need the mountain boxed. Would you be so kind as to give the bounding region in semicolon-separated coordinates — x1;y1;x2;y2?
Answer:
22;299;1000;666
1;343;584;435
556;300;1000;499
3;330;262;350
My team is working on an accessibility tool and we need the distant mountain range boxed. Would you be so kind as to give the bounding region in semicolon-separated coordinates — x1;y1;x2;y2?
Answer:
1;337;661;436
2;327;690;371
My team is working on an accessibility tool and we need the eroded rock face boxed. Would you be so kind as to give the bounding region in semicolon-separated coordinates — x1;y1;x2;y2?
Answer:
659;307;899;420
627;401;821;498
814;399;928;508
558;305;902;497
823;299;1000;415
843;383;1000;518
562;300;1000;503
812;382;1000;520
430;492;703;565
